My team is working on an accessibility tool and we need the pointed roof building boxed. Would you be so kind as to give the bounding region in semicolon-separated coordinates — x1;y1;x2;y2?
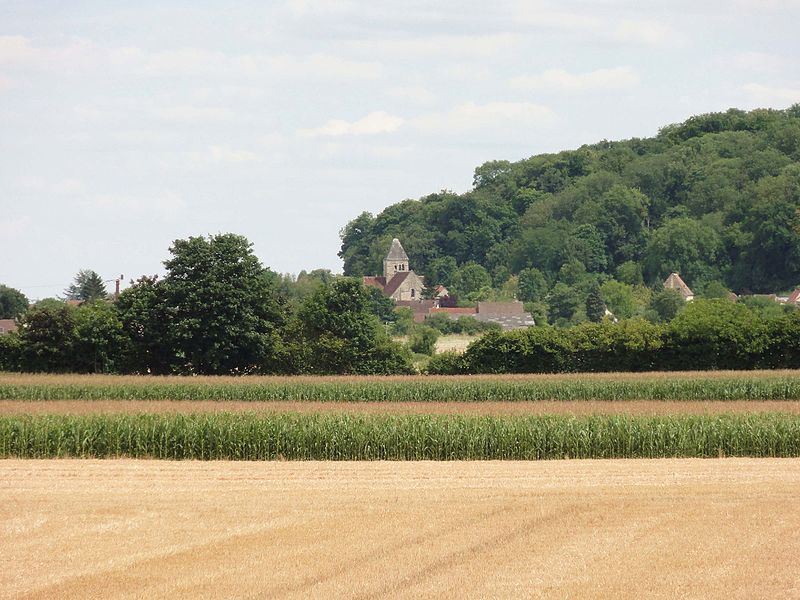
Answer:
385;238;409;261
664;272;694;301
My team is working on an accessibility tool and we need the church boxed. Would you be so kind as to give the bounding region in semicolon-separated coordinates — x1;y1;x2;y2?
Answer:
363;238;427;301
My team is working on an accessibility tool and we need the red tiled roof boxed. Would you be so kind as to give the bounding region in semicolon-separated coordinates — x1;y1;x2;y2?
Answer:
477;301;526;316
789;289;800;303
363;276;386;291
429;307;477;315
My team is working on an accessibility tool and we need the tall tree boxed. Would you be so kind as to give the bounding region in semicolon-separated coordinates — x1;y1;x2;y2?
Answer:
585;285;606;323
64;270;108;302
161;233;288;374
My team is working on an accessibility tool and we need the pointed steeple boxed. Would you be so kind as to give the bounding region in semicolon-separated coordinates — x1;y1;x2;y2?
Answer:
385;238;409;261
384;238;410;280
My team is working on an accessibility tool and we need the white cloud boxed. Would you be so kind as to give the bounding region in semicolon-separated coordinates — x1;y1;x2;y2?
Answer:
387;85;436;104
85;191;186;219
511;66;639;92
0;74;14;92
299;111;405;137
0;35;38;64
265;53;383;79
741;83;800;107
73;101;236;125
412;101;555;133
511;7;681;47
14;176;84;195
346;34;520;58
728;52;789;73
209;145;259;163
612;20;674;46
0;215;32;238
285;0;355;17
0;36;381;83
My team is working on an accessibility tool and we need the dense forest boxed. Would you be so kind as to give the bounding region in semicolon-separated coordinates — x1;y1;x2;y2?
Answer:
339;106;800;324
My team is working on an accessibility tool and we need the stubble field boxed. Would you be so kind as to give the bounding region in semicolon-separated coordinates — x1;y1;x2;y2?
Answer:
3;459;800;599
3;371;800;597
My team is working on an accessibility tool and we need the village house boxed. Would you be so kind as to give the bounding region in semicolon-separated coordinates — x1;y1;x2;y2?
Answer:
365;239;535;329
0;319;18;335
363;238;427;302
663;272;694;301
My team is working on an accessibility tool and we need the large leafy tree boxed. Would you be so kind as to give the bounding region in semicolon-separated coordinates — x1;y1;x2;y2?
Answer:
64;269;108;302
160;233;288;374
0;284;28;319
16;301;78;372
293;278;412;374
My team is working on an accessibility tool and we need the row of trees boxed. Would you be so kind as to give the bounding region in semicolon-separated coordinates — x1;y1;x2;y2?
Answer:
427;299;800;374
339;106;800;310
0;234;413;375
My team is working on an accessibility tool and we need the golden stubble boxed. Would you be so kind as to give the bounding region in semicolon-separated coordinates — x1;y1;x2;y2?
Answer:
2;459;800;599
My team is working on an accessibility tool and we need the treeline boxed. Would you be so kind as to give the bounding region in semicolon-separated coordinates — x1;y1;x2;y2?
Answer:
428;299;800;374
339;106;800;324
0;234;413;375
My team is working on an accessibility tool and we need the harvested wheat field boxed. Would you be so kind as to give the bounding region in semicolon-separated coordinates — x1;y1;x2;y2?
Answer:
4;399;800;416
3;459;800;599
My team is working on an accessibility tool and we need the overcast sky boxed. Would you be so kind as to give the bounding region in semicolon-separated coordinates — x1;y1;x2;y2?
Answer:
1;0;799;299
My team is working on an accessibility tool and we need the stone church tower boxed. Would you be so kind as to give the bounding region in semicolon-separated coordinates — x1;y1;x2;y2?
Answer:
383;238;409;280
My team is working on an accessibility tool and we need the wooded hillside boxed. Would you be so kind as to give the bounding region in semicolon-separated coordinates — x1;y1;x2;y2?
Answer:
340;106;800;301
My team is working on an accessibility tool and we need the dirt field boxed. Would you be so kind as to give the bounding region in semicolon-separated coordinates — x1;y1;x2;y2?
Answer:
3;459;800;599
3;399;800;416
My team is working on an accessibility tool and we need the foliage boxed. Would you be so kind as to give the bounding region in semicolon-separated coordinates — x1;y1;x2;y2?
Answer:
585;285;606;323
436;302;800;374
294;278;413;374
16;301;79;372
338;106;800;297
449;262;492;300
648;288;685;322
407;325;438;356
0;284;28;319
64;270;108;302
160;234;288;374
547;283;579;323
423;313;501;335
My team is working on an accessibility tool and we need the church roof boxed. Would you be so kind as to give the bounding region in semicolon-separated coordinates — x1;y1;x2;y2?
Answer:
383;271;410;297
385;238;409;261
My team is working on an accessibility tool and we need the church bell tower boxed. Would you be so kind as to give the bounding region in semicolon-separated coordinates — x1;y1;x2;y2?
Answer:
383;238;409;281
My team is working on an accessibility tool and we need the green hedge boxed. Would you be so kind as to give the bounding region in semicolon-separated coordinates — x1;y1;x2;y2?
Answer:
428;304;800;374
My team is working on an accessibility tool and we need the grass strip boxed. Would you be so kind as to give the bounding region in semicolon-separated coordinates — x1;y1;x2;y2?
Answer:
2;413;799;460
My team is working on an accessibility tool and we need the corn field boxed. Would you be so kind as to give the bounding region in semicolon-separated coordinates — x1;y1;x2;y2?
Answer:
2;412;799;460
2;374;800;402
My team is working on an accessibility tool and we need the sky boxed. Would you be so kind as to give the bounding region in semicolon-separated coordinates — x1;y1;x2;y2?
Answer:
1;0;799;299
